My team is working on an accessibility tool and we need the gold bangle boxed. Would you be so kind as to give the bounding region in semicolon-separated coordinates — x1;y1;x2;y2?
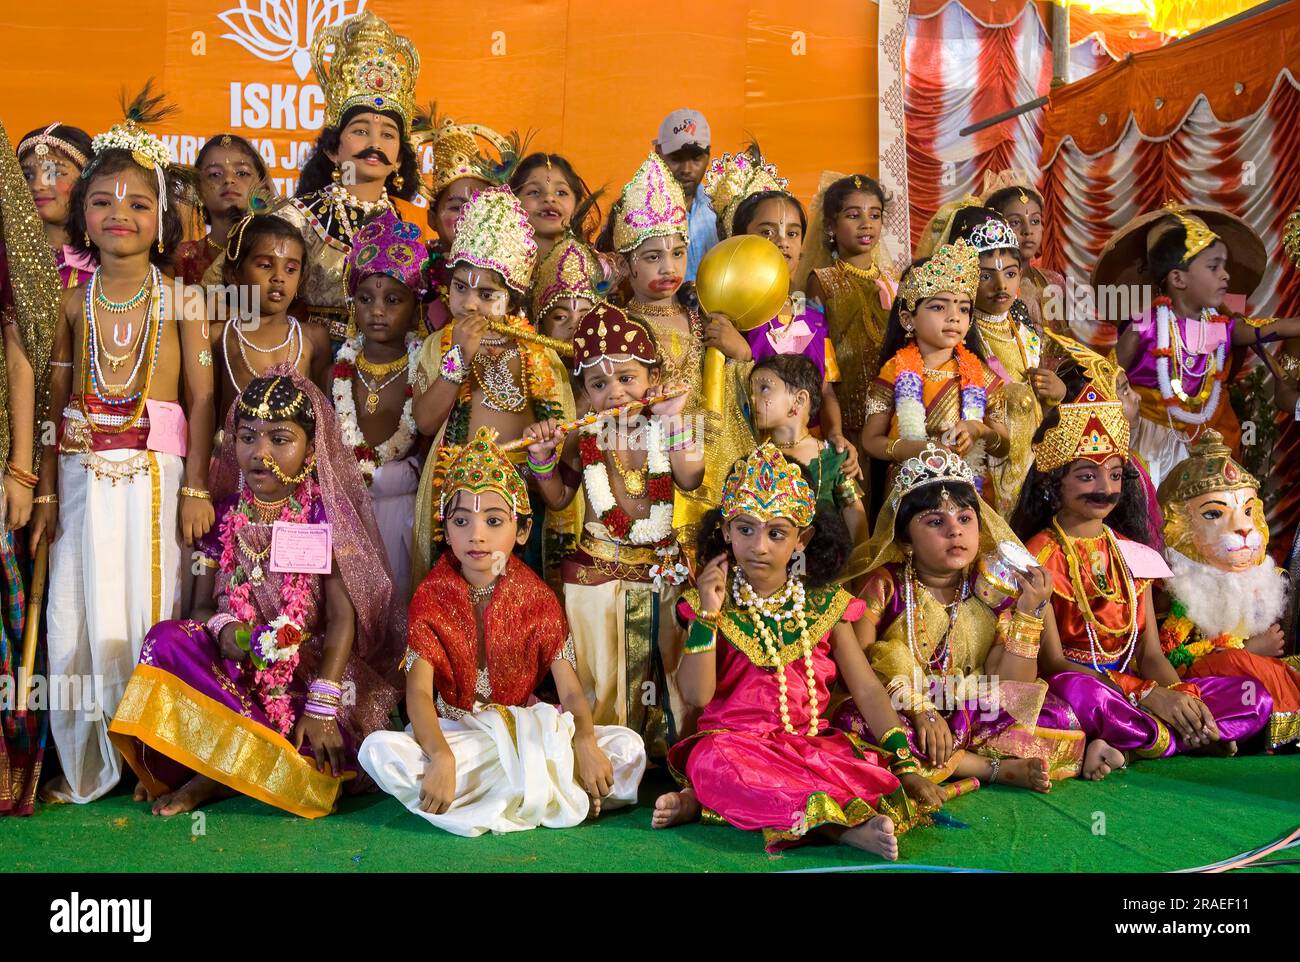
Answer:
696;608;722;626
33;494;58;505
1002;635;1041;660
886;437;901;462
6;463;38;489
179;487;212;501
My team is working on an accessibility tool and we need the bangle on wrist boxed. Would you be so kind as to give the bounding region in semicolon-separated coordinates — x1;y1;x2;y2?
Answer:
5;463;38;489
33;494;58;505
206;612;239;638
179;486;211;501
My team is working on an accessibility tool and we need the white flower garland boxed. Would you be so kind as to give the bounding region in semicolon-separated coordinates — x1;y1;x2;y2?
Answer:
333;334;421;485
581;417;674;545
1155;302;1225;426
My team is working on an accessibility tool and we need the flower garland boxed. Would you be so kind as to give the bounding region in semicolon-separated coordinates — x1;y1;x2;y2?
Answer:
1159;599;1245;670
219;480;317;735
332;333;421;486
1152;296;1230;425
893;342;987;481
578;417;674;544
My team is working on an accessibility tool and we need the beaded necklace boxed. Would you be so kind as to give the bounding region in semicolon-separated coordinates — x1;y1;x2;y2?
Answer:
81;265;165;434
732;569;820;736
1052;518;1139;672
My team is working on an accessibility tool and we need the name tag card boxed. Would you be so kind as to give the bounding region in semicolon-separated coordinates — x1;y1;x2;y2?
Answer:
269;522;333;575
144;399;189;457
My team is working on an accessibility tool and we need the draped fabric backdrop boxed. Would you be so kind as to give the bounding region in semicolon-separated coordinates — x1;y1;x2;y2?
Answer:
904;0;1171;249
1039;0;1300;537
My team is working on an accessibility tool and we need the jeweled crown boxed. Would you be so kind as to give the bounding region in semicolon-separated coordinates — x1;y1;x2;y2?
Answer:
424;116;517;197
897;239;981;311
967;216;1020;254
1032;382;1131;473
613;153;688;253
448;185;537;294
347;211;430;297
531;235;607;320
702;148;787;238
890;444;976;507
311;10;420;131
720;443;816;529
434;426;532;534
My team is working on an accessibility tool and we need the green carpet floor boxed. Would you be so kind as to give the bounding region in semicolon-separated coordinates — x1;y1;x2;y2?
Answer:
2;755;1296;872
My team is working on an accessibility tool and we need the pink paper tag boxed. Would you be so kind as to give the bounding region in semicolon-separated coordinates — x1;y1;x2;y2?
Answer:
1182;317;1228;355
1116;539;1173;580
269;521;333;575
766;318;813;355
144;400;188;457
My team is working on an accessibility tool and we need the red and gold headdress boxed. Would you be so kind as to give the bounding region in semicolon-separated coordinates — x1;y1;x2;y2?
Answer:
311;10;420;130
702;146;787;238
431;426;531;540
720;443;816;529
897;239;980;311
571;302;657;376
613;153;688;253
1032;381;1130;473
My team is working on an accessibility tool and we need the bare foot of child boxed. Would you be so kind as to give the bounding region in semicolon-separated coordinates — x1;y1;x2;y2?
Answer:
841;815;898;861
1081;739;1126;781
151;775;233;816
996;756;1051;793
652;788;701;829
132;780;157;803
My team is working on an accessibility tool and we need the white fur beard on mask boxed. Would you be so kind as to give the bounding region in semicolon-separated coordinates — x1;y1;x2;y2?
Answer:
1165;549;1288;639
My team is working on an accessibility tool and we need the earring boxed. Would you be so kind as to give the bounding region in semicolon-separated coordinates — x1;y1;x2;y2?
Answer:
157;240;164;253
392;173;404;191
83;231;90;245
332;166;342;184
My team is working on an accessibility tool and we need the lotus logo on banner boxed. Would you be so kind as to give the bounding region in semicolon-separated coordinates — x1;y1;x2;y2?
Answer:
219;0;368;80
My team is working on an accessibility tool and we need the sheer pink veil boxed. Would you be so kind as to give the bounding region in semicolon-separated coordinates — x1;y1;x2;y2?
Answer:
210;364;406;691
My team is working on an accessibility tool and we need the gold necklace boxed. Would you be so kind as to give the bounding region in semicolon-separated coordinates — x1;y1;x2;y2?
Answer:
773;432;810;450
837;259;879;282
628;299;682;317
236;531;273;584
356;351;409;379
606;447;647;498
251;495;288;524
1051;520;1135;636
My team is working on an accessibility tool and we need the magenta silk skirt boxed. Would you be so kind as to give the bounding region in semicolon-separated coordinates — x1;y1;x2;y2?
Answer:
1040;671;1272;756
668;727;910;851
108;619;358;817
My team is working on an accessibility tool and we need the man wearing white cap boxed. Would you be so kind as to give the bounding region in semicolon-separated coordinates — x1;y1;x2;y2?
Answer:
655;108;718;280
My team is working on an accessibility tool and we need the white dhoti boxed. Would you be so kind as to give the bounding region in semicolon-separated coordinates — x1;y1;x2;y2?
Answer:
45;449;184;803
369;455;420;604
1130;416;1190;491
358;702;645;837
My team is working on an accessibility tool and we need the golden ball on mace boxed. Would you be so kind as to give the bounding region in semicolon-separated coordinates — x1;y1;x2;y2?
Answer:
694;235;790;332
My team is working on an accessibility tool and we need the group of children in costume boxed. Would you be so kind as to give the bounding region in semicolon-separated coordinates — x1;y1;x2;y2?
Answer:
1;11;1298;861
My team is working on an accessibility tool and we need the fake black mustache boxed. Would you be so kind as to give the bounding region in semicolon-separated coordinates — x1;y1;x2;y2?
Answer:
354;146;392;165
1080;492;1121;506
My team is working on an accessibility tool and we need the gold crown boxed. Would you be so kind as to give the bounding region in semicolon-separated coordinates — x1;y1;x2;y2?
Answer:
1158;428;1259;507
531;235;608;319
433;427;531;539
1158;201;1219;264
897;238;981;311
1285;205;1300;271
979;167;1038;206
311;11;420;131
702;147;787;238
423;115;518;197
720;443;816;529
1033;382;1131;473
613;153;688;253
447;185;537;293
890;443;976;508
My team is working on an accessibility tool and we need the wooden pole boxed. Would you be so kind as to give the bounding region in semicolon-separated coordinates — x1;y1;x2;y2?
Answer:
17;538;49;716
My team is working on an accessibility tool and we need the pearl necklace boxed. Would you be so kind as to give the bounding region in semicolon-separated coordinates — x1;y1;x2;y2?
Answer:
732;570;819;736
903;559;968;675
221;319;303;393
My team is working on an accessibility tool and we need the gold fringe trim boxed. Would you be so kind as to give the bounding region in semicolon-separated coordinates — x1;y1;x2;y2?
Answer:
108;663;349;819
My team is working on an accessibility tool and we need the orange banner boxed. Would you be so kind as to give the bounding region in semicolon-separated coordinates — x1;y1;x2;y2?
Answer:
1;0;878;211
